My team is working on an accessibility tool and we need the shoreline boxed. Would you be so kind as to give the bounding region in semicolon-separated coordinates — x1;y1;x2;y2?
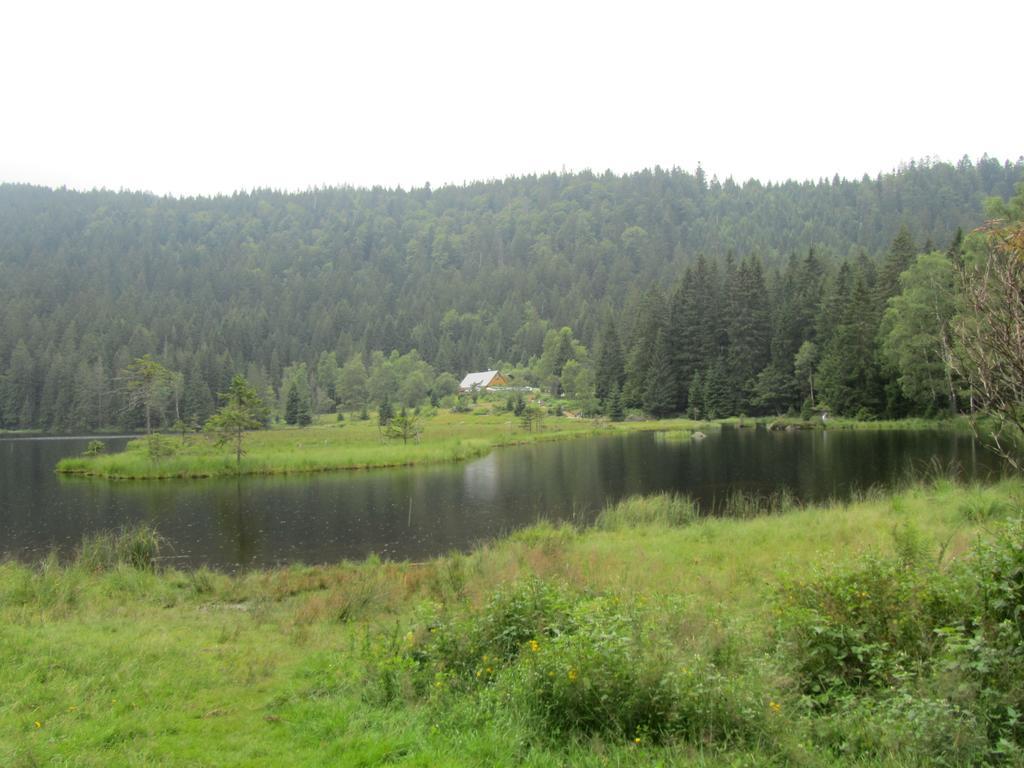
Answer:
52;412;977;482
3;479;1020;765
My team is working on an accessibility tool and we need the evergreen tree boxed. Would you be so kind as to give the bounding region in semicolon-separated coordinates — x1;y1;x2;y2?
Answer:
204;374;268;465
876;225;916;310
623;287;668;409
606;383;624;422
702;361;732;419
285;385;300;425
183;360;214;425
594;316;625;406
669;256;721;412
642;330;676;417
378;393;394;426
817;273;883;416
296;395;312;427
725;257;771;410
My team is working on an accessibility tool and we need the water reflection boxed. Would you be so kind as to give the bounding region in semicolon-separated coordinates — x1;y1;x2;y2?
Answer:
0;428;1006;570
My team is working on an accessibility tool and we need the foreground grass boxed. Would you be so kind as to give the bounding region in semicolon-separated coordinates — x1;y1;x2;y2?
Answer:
55;410;707;479
3;478;1022;766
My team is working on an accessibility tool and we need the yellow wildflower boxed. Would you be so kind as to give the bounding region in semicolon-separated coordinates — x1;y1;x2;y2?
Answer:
567;668;578;682
769;701;781;713
634;737;642;744
34;721;42;729
528;640;540;653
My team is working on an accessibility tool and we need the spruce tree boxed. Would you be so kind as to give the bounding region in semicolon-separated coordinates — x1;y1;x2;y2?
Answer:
669;255;721;412
876;225;916;310
594;316;625;406
642;330;676;418
378;393;394;426
623;287;668;409
606;383;624;422
285;385;300;425
725;258;771;410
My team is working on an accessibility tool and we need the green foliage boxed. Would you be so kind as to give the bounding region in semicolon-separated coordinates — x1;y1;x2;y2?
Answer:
378;394;394;426
2;161;1023;432
144;433;175;463
385;408;421;444
933;519;1024;754
595;493;698;530
76;525;164;572
501;599;764;745
518;403;543;432
204;374;268;464
777;551;966;706
122;355;177;434
511;392;525;417
880;251;958;412
82;439;105;457
370;580;767;747
605;383;624;422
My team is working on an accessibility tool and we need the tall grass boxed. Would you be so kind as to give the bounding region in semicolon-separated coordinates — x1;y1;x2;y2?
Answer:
595;493;698;530
54;412;715;481
76;525;164;571
2;479;1023;765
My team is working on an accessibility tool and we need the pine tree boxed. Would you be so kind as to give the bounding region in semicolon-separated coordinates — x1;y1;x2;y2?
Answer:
725;258;771;410
817;273;883;416
285;385;300;425
606;383;624;422
642;330;676;417
378;393;394;426
623;287;668;408
669;256;721;412
594;316;625;405
876;225;916;310
296;395;312;427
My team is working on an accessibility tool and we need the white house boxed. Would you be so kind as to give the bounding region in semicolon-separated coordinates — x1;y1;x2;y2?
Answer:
458;370;508;392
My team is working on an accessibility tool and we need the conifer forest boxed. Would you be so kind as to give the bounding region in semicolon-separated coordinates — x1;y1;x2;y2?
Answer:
1;155;1022;431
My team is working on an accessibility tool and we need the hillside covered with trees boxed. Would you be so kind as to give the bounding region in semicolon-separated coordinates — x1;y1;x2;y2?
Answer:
1;155;1021;431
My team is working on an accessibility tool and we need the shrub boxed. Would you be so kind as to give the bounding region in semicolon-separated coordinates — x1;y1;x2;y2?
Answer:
83;439;105;456
777;554;963;703
497;595;768;746
810;692;986;764
937;519;1024;751
365;580;769;748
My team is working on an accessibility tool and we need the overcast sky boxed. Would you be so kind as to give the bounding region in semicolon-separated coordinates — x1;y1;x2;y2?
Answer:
2;0;1020;197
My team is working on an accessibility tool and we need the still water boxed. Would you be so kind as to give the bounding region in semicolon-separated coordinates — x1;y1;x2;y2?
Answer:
0;428;1002;570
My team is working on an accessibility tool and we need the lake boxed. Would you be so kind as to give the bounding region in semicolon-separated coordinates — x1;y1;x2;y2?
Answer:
0;428;1002;570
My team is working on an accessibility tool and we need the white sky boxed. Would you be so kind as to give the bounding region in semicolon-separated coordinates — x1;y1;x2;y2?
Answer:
1;0;1021;197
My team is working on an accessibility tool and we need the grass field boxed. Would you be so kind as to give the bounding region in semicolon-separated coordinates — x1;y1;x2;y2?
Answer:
3;478;1022;766
55;406;707;479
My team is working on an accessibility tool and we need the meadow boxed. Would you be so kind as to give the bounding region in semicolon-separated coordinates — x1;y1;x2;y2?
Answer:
54;405;706;480
3;477;1023;766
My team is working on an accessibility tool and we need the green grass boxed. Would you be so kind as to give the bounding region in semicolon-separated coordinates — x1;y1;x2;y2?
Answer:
55;409;710;480
3;478;1022;766
716;414;976;432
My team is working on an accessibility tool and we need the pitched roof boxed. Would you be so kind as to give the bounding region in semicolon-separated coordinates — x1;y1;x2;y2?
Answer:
459;370;499;389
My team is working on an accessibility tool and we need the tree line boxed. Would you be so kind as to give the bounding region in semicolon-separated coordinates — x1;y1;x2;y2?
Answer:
0;156;1022;431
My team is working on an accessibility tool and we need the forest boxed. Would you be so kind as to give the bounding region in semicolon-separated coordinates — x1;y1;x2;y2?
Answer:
1;155;1022;432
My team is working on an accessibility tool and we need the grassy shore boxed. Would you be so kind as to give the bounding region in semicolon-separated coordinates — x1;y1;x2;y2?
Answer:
717;414;976;431
55;409;707;480
3;478;1023;766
